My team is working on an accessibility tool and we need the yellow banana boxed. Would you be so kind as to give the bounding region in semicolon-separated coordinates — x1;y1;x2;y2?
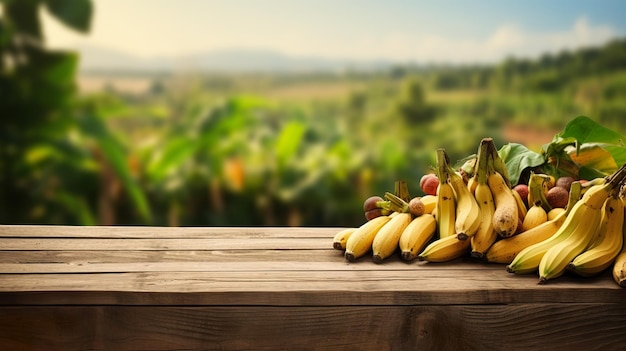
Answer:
436;180;456;239
418;233;471;262
527;172;553;213
469;139;497;259
489;170;519;238
485;182;582;264
613;251;626;287
533;172;624;282
333;228;357;250
420;195;437;214
547;207;565;221
399;214;437;261
449;169;481;238
470;182;498;259
522;202;548;231
506;181;611;275
538;195;604;283
511;188;528;220
372;212;412;263
569;194;624;277
613;196;626;287
467;175;477;196
435;149;456;239
345;215;391;262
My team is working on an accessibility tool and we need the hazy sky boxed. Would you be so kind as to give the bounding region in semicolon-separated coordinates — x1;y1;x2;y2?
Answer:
41;0;626;63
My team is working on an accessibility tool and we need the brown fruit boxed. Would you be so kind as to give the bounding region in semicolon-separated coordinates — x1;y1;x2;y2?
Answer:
555;176;575;192
420;174;439;196
363;196;384;212
546;186;569;209
409;197;425;217
365;208;385;221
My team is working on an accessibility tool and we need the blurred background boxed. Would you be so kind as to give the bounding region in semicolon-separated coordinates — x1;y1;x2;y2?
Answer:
2;0;626;227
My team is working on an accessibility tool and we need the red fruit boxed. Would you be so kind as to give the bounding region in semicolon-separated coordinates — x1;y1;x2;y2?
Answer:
420;174;439;196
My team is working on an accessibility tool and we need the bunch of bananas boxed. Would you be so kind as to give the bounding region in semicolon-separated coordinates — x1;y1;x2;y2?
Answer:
331;137;626;287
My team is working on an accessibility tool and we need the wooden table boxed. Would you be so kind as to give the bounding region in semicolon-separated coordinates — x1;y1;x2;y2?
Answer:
1;225;625;350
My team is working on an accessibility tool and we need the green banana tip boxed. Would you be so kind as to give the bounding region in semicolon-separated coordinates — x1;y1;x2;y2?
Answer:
505;265;515;274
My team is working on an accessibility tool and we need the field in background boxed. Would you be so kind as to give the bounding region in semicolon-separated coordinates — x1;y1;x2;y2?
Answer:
6;39;626;227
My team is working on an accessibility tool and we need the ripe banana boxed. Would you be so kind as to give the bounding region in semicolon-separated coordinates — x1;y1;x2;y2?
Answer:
420;195;437;214
511;188;528;220
372;212;412;263
485;181;582;264
436;181;456;239
468;139;498;259
613;196;626;287
435;149;456;239
534;179;619;281
486;208;567;264
569;194;624;277
345;215;391;262
506;182;611;275
418;233;471;262
449;169;481;237
522;202;548;231
613;251;626;287
399;214;437;261
547;207;565;221
470;182;498;259
467;175;477;196
333;228;357;250
489;170;519;238
538;198;604;283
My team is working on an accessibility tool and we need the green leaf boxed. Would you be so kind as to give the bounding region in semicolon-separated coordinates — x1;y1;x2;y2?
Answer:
275;121;306;167
557;115;626;147
78;109;152;223
44;0;93;33
147;137;197;183
498;143;545;186
4;0;42;40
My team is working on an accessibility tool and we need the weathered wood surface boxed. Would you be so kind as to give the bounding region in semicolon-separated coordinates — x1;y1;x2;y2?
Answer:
1;225;625;350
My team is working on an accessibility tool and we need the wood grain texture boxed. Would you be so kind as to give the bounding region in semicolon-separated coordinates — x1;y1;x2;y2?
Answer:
1;305;624;351
1;225;625;350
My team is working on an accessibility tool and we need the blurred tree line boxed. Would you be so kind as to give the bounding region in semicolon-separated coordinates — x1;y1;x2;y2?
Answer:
2;1;626;227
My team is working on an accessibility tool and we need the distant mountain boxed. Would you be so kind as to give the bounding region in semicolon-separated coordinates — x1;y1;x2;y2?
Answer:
75;44;393;73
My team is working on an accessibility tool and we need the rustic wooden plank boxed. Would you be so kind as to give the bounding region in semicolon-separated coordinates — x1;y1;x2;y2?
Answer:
0;257;504;273
0;270;621;306
0;225;340;238
0;249;338;263
1;305;624;351
0;237;327;250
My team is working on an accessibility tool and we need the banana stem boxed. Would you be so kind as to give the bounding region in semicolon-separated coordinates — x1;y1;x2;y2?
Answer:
384;192;411;213
394;180;411;203
436;148;451;183
475;138;492;185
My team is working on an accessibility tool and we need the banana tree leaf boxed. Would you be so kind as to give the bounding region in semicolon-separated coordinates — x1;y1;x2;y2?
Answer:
275;121;306;167
498;143;544;186
147;136;197;183
78;110;151;223
44;0;93;33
